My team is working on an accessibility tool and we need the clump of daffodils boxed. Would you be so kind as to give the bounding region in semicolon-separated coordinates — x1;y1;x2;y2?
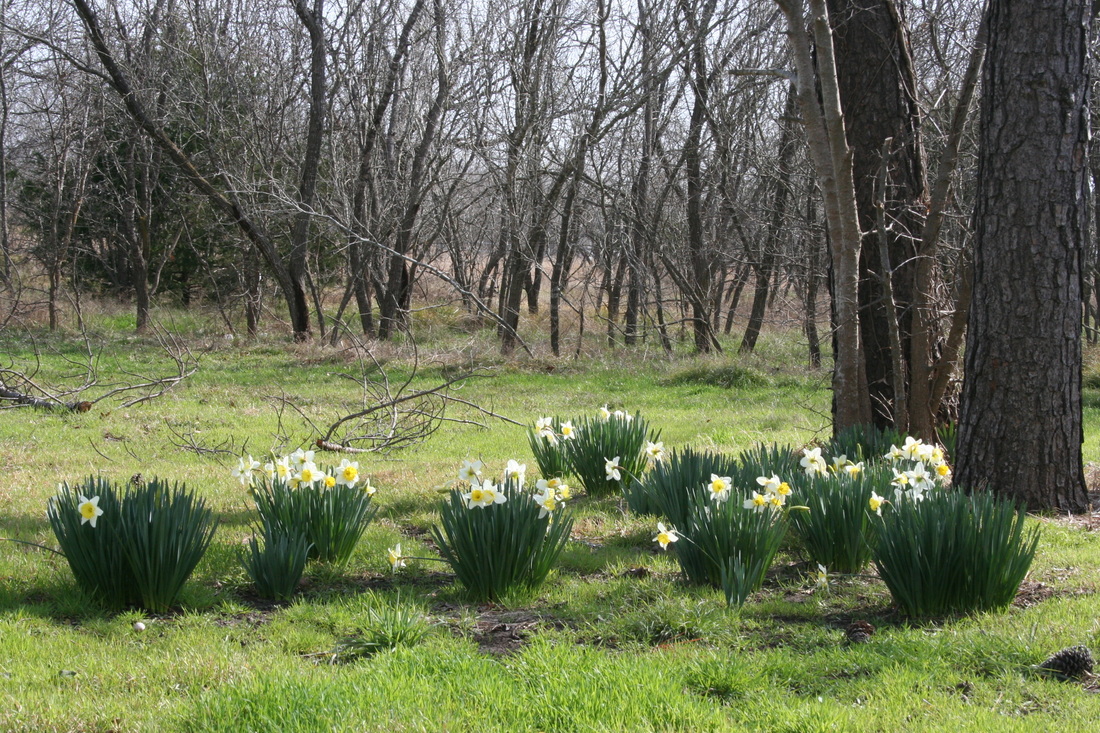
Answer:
434;459;575;600
745;473;793;511
230;449;378;497
884;437;951;502
452;458;571;520
235;449;378;568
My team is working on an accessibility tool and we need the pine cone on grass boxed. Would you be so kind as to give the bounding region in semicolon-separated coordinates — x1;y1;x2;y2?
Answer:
1038;645;1094;680
845;620;875;644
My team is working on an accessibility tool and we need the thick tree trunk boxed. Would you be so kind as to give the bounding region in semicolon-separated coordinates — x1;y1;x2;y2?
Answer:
955;0;1089;512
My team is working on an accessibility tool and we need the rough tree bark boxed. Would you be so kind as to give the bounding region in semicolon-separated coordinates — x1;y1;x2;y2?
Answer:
954;0;1090;512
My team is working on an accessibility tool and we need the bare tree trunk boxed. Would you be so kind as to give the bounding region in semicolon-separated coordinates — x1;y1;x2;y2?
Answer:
909;11;987;437
741;83;798;354
778;0;870;433
681;0;718;354
70;0;312;338
955;0;1089;512
826;0;928;431
379;0;449;339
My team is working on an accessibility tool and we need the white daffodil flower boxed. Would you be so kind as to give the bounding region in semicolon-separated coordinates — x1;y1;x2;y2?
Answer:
533;486;559;518
604;457;622;482
756;474;782;494
387;544;406;571
458;459;483;483
290;448;315;466
654;522;679;550
743;491;768;512
708;474;732;503
295;461;322;488
77;494;104;528
335;458;360;488
869;491;885;516
800;447;828;476
505;459;527;488
645;441;666;464
900;436;924;462
464;478;506;509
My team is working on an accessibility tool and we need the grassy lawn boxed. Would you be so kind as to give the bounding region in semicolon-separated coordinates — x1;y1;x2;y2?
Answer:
2;310;1100;731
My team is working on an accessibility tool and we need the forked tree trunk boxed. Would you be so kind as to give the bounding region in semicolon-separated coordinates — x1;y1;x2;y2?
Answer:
955;0;1089;512
777;0;870;433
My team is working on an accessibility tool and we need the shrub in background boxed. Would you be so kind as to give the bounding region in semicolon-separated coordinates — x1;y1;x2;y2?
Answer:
48;476;216;612
432;477;573;601
874;490;1039;616
566;412;656;497
527;417;572;480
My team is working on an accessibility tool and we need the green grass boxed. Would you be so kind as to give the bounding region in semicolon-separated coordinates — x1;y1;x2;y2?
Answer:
2;308;1100;731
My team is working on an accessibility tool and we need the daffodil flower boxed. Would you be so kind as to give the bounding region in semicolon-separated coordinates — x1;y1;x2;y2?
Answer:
77;495;104;528
645;441;666;464
598;405;611;420
813;564;829;591
605;457;622;482
331;458;359;488
296;461;322;488
830;454;850;473
290;448;315;466
800;447;828;477
756;474;782;494
272;456;293;481
900;436;924;461
885;445;904;461
535;417;558;445
464;478;506;509
231;455;261;487
654;522;679;550
743;491;768;511
559;421;576;440
844;462;864;479
387;544;406;571
322;473;337;489
869;491;885;516
708;474;732;503
907;463;935;492
533;485;559;518
458;459;484;483
503;459;527;489
936;463;951;479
